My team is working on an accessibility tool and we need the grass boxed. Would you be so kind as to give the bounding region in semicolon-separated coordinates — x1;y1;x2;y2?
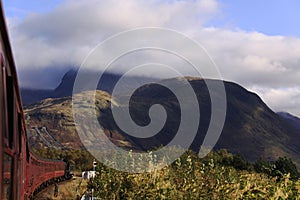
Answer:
88;150;300;199
35;176;88;200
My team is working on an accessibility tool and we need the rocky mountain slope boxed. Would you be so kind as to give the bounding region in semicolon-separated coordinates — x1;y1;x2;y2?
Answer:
24;90;140;150
24;78;300;168
278;112;300;131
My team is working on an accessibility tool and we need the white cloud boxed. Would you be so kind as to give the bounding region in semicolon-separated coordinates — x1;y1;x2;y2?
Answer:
9;0;220;68
195;28;300;88
6;0;300;116
249;86;300;116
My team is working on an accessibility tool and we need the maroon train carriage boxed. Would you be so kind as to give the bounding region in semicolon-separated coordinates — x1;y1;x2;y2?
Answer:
0;2;72;199
25;154;68;199
0;2;27;197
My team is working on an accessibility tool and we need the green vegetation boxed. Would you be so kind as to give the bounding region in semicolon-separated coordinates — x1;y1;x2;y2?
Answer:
206;150;300;180
254;156;300;181
88;150;300;199
32;148;95;171
32;147;300;198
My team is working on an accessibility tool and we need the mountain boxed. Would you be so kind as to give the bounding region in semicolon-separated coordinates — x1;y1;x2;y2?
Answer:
24;90;140;150
20;88;54;105
277;112;300;131
24;77;300;168
21;69;156;105
54;69;157;97
27;126;64;149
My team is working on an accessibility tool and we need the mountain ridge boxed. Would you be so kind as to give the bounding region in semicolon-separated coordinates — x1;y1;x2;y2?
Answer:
21;69;157;105
24;77;300;168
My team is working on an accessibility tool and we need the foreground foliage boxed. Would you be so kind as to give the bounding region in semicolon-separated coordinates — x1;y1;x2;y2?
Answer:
88;150;300;199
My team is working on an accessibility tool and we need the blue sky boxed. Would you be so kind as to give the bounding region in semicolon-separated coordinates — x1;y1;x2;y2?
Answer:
3;0;64;18
2;0;300;116
3;0;300;37
212;0;300;37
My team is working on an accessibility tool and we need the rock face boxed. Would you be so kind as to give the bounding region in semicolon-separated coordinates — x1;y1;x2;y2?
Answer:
25;78;300;168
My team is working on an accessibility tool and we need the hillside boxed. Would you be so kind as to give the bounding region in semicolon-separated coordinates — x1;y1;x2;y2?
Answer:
24;90;139;149
278;112;300;131
25;77;300;168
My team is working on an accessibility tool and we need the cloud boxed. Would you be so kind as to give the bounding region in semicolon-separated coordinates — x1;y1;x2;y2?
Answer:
196;28;300;88
10;0;220;67
6;0;300;116
249;86;300;117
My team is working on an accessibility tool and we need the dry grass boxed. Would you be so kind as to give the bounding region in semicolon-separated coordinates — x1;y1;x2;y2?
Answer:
35;176;88;200
88;151;300;199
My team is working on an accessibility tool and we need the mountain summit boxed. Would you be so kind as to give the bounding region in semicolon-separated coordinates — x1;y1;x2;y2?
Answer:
21;69;156;105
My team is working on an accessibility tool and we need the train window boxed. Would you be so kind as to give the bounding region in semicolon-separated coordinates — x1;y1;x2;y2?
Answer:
2;154;13;200
26;144;30;162
5;74;14;148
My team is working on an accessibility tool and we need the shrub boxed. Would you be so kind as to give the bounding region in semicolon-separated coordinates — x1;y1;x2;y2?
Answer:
254;157;273;174
272;157;299;180
87;150;300;199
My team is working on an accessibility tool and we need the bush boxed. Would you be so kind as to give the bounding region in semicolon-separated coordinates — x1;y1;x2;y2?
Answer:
253;156;300;181
254;157;273;174
88;150;300;199
232;153;248;170
272;157;299;180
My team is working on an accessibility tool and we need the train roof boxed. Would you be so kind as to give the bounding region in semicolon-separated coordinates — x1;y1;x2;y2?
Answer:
0;2;27;134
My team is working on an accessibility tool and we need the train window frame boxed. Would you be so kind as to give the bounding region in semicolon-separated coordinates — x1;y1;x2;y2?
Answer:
0;52;3;199
5;73;14;149
18;112;22;153
1;61;9;146
2;153;13;200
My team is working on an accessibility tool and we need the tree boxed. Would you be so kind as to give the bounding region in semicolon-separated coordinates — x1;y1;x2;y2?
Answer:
272;157;299;180
232;154;248;170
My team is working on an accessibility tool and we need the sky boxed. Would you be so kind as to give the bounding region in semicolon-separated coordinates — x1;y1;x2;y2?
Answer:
2;0;300;117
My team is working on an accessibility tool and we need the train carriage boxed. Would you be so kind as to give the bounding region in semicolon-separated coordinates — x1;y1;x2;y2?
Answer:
0;2;25;198
26;154;67;198
0;2;72;199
